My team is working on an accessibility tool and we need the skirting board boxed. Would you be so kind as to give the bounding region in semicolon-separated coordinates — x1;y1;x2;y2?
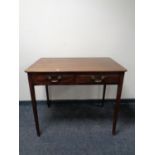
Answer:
19;99;135;105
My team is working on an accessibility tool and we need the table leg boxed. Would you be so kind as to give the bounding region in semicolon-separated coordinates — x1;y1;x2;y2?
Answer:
102;84;106;106
112;74;124;135
28;77;41;136
103;84;106;101
45;85;50;107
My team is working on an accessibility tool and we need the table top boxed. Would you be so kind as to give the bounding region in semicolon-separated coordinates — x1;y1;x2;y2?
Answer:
25;58;127;73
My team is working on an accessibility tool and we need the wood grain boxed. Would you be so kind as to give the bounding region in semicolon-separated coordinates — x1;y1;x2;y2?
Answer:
25;58;127;73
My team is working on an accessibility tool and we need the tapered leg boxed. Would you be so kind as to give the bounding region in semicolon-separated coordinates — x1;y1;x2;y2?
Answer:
45;85;50;107
28;75;40;136
102;84;106;106
112;74;124;135
103;84;106;101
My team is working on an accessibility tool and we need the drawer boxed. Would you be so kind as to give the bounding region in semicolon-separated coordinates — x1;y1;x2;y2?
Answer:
30;73;75;85
76;74;120;84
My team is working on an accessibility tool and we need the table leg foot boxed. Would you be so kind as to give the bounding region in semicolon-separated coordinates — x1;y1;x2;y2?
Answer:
37;131;41;137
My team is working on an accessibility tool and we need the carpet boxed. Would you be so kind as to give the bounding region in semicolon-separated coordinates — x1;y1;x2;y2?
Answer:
19;100;135;155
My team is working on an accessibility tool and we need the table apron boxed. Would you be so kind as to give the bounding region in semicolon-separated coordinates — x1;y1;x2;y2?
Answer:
28;72;123;85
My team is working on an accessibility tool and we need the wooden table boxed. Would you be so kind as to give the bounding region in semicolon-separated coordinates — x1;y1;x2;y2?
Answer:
25;58;126;136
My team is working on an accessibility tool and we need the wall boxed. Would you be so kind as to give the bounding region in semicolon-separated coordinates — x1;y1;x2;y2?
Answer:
19;0;135;100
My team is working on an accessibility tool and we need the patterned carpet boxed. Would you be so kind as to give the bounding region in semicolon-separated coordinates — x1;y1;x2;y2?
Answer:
19;100;135;155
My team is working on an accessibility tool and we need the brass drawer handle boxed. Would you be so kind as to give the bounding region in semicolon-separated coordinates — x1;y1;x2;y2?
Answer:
48;75;62;83
91;75;105;83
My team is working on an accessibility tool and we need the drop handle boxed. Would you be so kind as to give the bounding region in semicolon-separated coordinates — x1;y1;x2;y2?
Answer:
48;75;62;83
91;75;105;83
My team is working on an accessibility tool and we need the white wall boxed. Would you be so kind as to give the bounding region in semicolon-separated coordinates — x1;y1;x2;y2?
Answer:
19;0;135;100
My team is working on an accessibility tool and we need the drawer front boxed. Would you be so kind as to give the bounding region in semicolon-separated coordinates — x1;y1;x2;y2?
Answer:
30;73;121;85
31;73;74;85
76;74;120;84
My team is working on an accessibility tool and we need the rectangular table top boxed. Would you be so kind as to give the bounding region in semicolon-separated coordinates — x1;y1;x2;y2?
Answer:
25;58;127;73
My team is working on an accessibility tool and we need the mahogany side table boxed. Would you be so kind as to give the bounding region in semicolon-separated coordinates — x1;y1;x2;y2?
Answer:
25;58;127;136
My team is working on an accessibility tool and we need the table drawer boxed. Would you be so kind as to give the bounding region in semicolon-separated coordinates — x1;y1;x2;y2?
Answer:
76;74;120;84
30;73;121;85
31;73;75;85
